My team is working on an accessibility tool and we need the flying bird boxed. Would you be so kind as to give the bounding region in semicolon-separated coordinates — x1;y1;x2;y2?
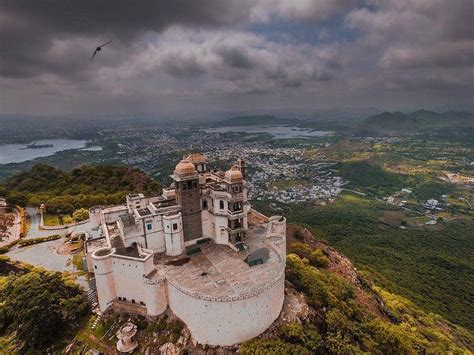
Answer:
90;40;112;60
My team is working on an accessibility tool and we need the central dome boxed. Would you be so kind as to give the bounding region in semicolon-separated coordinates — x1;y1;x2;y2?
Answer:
175;159;197;176
225;166;243;182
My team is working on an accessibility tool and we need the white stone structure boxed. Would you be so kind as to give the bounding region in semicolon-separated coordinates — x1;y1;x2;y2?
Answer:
86;154;286;346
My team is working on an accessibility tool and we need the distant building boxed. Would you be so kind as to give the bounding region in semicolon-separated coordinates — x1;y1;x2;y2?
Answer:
424;199;439;209
0;198;6;207
86;154;286;346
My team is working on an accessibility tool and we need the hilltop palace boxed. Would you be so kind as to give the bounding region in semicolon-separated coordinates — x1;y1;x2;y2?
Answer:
85;154;286;346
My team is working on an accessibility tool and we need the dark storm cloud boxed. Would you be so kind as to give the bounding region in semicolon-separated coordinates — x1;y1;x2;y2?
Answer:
0;0;473;114
0;0;252;78
216;46;257;70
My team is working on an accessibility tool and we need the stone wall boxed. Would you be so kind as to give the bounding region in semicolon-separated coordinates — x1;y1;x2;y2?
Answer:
167;272;285;346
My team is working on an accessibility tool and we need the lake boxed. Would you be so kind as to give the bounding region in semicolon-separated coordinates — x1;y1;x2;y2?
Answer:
0;139;100;164
204;125;332;139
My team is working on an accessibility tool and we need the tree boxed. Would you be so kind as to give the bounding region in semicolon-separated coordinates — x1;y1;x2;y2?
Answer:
5;191;28;206
0;269;88;350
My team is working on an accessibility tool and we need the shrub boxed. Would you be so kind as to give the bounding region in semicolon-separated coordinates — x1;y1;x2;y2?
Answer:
289;243;330;268
72;208;89;222
18;235;61;247
280;322;324;352
240;339;311;354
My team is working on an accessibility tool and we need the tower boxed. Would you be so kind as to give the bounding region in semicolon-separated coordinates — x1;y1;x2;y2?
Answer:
235;159;247;179
172;159;203;242
224;166;246;245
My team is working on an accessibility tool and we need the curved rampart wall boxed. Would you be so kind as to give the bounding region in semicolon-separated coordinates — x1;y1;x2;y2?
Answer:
144;276;168;316
167;271;285;346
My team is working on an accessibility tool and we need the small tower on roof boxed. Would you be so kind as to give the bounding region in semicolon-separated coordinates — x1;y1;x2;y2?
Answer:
171;159;203;242
235;159;247;179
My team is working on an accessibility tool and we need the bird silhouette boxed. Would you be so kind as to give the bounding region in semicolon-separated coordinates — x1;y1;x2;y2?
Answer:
90;40;112;60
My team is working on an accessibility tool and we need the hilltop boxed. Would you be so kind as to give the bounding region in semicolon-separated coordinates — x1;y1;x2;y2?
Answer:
0;164;161;214
4;224;468;353
355;110;474;136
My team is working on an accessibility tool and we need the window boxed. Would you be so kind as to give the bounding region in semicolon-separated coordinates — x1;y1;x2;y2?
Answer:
202;200;208;209
219;200;225;209
173;223;178;230
146;223;152;231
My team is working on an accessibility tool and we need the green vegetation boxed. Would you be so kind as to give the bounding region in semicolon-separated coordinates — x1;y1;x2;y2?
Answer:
0;164;161;214
42;213;61;226
289;242;330;268
338;161;406;195
18;234;61;247
242;253;471;353
282;194;474;330
43;208;90;226
0;269;88;352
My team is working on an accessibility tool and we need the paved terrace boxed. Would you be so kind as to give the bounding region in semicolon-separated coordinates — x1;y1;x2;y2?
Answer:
153;221;285;299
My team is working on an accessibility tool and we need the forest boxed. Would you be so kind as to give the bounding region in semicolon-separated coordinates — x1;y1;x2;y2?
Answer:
255;194;474;331
0;164;161;214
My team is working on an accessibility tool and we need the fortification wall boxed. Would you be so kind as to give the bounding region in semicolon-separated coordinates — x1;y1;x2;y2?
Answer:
167;271;285;346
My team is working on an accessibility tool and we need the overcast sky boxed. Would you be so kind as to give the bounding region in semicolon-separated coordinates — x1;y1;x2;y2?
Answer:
0;0;473;116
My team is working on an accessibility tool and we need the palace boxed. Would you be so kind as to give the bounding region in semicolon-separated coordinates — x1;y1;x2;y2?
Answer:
86;154;286;346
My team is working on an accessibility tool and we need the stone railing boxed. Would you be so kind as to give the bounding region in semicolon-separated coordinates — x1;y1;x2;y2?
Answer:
167;267;285;302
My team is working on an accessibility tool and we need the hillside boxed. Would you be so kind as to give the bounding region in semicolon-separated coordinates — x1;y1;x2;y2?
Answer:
355;110;474;136
16;224;468;353
0;164;161;214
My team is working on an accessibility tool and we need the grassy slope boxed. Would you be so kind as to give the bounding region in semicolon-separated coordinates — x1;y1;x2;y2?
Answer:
253;195;474;330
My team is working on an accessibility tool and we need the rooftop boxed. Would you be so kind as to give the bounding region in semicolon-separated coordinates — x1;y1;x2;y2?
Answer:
150;220;284;299
119;214;136;227
137;207;151;216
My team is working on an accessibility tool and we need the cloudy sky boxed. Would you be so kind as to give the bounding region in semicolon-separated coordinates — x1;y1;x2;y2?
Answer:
1;0;473;115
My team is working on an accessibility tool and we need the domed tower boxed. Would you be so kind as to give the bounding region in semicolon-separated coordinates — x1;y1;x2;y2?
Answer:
235;159;247;179
172;159;203;242
224;166;246;245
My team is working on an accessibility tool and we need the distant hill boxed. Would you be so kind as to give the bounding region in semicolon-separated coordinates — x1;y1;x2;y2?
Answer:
216;115;302;126
355;110;474;136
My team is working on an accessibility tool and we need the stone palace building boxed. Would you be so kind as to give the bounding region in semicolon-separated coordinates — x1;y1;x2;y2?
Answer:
86;154;286;346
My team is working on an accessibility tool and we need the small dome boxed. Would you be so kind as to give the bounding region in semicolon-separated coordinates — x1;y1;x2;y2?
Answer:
174;159;197;176
187;153;206;164
225;166;243;182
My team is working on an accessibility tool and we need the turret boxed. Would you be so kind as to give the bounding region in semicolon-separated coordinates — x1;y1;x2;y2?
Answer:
92;247;117;312
171;159;203;242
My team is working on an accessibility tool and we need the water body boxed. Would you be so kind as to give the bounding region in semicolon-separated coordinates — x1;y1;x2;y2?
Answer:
204;125;332;139
0;139;100;164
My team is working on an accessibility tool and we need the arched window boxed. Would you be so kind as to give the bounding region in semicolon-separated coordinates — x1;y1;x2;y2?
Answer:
219;200;225;209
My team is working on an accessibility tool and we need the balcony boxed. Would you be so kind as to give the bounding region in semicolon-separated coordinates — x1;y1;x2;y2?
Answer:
225;226;246;234
230;193;244;202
